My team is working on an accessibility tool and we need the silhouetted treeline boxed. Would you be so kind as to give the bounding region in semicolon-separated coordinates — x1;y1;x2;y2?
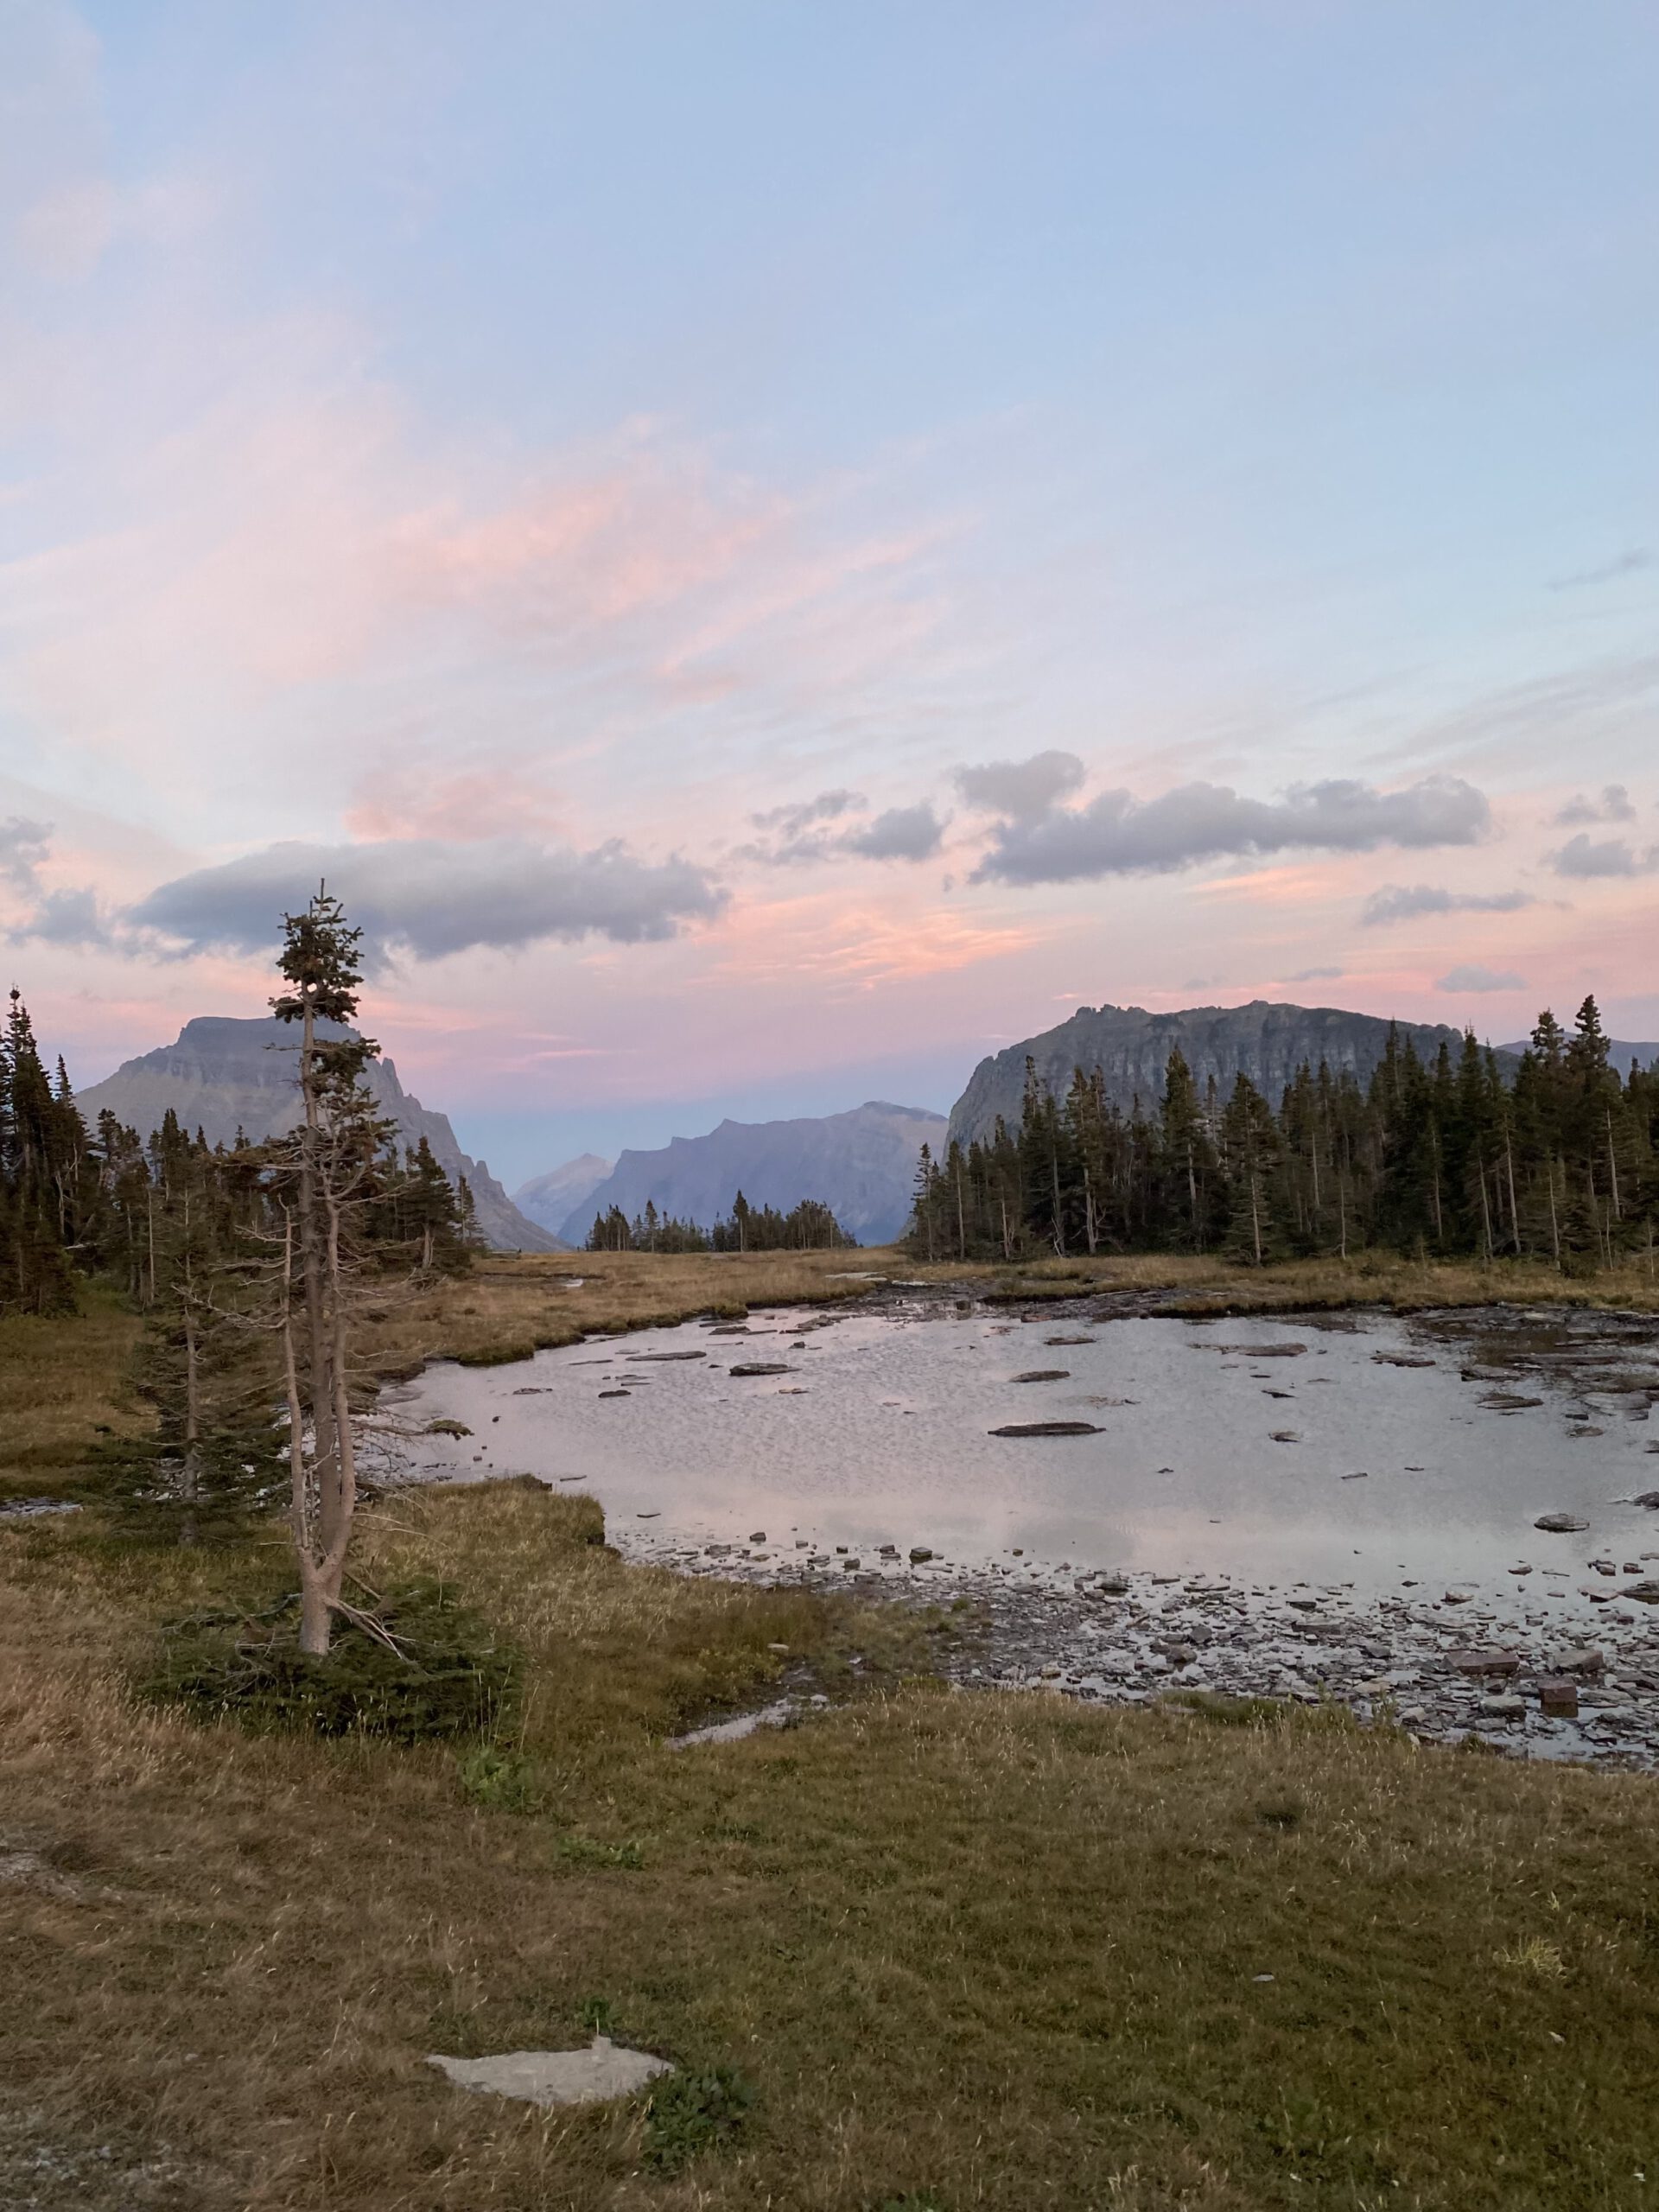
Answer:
585;1188;855;1254
1;985;479;1319
906;997;1659;1274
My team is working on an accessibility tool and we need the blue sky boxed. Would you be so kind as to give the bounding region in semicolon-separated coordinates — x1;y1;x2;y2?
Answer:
3;0;1656;1183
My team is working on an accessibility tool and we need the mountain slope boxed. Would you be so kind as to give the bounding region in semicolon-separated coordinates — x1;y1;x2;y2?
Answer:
561;1102;947;1246
948;999;1522;1149
78;1016;562;1253
512;1154;613;1236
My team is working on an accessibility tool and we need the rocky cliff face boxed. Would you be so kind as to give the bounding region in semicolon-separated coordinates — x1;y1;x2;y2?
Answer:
512;1154;613;1236
563;1101;947;1247
947;1000;1520;1149
78;1016;562;1253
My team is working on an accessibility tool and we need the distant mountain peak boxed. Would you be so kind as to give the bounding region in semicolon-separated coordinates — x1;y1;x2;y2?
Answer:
550;1099;947;1245
78;1014;562;1252
946;997;1520;1149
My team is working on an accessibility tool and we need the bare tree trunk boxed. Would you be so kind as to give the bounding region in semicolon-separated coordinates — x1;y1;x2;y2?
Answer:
180;1288;200;1548
1606;1108;1622;1222
1338;1168;1347;1262
1504;1135;1521;1255
1548;1158;1561;1268
283;1215;333;1656
1486;1159;1503;1265
1250;1173;1262;1267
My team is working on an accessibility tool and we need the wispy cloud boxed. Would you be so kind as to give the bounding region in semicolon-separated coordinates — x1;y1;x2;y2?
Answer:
0;817;53;898
841;803;947;861
1547;550;1650;592
1437;964;1525;993
1361;883;1535;926
1554;783;1637;826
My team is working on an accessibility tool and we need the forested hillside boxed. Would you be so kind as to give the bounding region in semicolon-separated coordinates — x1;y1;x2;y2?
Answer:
911;996;1658;1273
1;986;477;1321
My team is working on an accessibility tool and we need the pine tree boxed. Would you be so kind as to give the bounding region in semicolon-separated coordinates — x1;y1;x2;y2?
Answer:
266;887;390;1657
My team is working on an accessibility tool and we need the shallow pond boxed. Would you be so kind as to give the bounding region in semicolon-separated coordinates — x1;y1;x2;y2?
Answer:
391;1297;1659;1627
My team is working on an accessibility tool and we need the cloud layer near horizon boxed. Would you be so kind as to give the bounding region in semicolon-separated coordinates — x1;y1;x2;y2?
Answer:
129;839;727;963
968;771;1491;886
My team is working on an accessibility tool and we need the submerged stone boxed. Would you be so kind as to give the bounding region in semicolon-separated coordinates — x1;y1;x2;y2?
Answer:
988;1421;1103;1438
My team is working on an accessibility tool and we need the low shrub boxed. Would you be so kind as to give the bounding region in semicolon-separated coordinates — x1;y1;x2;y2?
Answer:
456;1743;543;1812
141;1576;518;1742
643;2063;754;2172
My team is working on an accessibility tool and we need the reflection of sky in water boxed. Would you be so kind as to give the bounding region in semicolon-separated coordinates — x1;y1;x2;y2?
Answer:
395;1308;1659;1606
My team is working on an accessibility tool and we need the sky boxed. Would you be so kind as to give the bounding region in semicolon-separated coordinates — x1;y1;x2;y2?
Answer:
3;0;1657;1188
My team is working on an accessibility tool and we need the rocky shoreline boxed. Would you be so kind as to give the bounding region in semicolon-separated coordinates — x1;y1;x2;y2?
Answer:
617;1523;1659;1770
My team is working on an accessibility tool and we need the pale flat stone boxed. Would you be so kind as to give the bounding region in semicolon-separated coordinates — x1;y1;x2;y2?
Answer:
427;2036;671;2107
667;1698;795;1748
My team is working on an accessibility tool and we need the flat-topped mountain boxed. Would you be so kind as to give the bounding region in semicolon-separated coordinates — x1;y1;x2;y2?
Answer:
512;1154;613;1236
947;999;1523;1150
561;1101;947;1247
78;1016;561;1253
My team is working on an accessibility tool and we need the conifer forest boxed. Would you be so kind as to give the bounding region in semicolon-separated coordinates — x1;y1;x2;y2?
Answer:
906;998;1659;1274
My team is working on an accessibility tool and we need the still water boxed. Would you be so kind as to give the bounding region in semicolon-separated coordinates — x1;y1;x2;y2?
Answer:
392;1301;1659;1605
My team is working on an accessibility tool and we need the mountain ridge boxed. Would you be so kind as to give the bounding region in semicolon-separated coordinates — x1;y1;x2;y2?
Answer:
562;1100;946;1246
947;998;1526;1150
78;1016;562;1253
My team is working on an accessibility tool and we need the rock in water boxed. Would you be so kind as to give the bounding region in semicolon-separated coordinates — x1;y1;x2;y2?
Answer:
988;1420;1103;1438
1534;1513;1590;1533
428;2037;671;2108
1011;1369;1071;1382
729;1363;792;1377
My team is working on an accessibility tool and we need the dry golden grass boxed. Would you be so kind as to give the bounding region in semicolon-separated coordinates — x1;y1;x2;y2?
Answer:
8;1259;1659;2208
0;1284;148;1502
3;1484;1659;2211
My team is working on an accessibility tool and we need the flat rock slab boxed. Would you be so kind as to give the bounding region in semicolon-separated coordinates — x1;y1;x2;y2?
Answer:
728;1363;792;1376
625;1350;708;1362
428;2037;671;2107
1535;1513;1590;1533
1011;1369;1071;1382
989;1420;1102;1438
668;1699;796;1748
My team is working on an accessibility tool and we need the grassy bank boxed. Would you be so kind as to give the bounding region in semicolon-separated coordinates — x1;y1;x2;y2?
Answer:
359;1243;1659;1383
5;1480;1659;2210
6;1260;1659;2208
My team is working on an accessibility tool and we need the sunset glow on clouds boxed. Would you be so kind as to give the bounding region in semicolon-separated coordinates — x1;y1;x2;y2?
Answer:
3;1;1657;1179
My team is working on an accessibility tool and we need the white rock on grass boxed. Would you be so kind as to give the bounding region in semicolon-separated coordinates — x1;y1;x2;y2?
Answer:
428;2037;671;2107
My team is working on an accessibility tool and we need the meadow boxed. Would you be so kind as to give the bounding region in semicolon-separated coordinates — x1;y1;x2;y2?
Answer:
4;1249;1659;2209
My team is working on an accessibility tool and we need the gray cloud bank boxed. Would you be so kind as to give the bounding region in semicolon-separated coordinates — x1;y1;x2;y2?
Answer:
1548;833;1659;879
962;761;1491;886
1362;883;1535;926
130;838;727;962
